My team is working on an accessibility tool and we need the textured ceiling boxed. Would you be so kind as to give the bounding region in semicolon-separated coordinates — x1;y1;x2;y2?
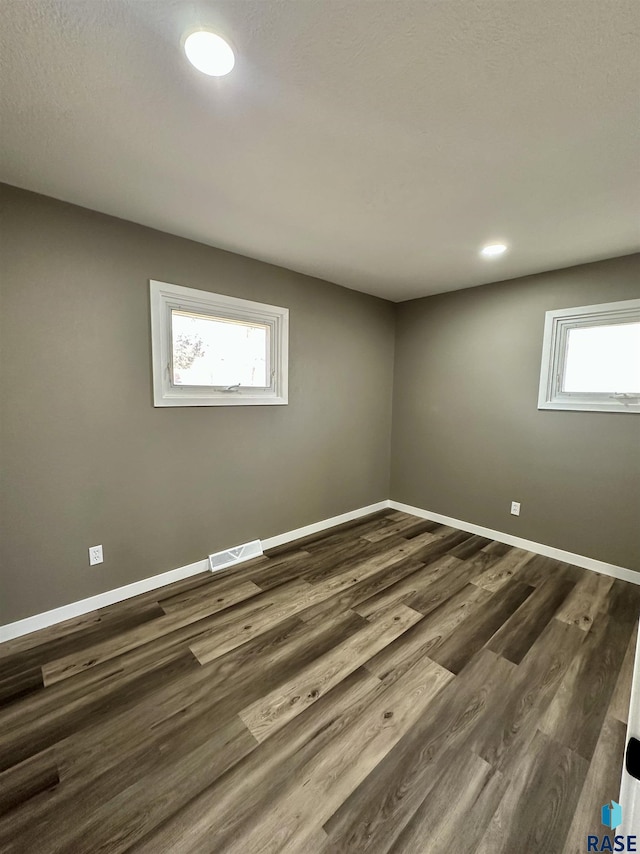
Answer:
1;0;639;301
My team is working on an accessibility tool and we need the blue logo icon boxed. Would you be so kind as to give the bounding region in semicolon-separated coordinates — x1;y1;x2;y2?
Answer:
588;800;635;851
601;801;623;830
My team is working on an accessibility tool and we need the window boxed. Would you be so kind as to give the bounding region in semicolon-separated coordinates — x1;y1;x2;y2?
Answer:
150;280;288;406
538;298;640;413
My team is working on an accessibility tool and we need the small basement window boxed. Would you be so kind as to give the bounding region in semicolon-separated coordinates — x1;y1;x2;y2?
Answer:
538;298;640;413
150;280;288;406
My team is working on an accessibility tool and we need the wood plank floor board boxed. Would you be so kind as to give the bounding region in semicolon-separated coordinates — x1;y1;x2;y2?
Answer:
606;576;640;621
129;667;388;854
0;510;636;853
362;518;441;543
387;748;501;854
157;553;309;605
215;653;454;854
192;549;316;590
406;559;486;618
0;666;44;709
301;515;399;553
323;649;517;852
301;531;438;585
555;571;615;632
0;649;201;774
448;533;492;560
471;545;534;592
0;630;205;741
538;605;637;761
0;596;187;663
7;716;257;854
428;579;535;674
245;555;316;591
410;759;507;854
399;520;449;540
0;753;60;819
189;611;361;703
364;583;493;685
383;510;418;524
481;540;512;558
561;714;628;854
0;701;251;847
262;510;394;558
239;605;422;742
609;621;639;724
409;529;476;567
476;729;589;854
513;553;566;587
182;578;323;663
486;575;577;664
42;580;264;685
155;570;261;611
0;603;167;678
0;611;371;849
402;540;513;620
275;535;408;584
190;538;450;666
352;555;463;618
468;618;587;773
296;556;427;624
53;608;368;788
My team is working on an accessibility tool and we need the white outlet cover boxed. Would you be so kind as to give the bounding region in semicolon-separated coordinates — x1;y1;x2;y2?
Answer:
89;545;104;565
510;502;521;516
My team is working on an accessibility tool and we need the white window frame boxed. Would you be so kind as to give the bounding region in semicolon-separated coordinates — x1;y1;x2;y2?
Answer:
538;297;640;414
150;280;288;407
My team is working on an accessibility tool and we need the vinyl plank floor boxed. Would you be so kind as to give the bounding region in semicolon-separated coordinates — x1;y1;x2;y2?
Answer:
476;729;589;854
0;509;637;853
486;574;576;664
429;579;534;673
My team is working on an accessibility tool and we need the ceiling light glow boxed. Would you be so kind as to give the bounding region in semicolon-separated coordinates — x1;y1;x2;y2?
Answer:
184;30;235;77
480;243;508;258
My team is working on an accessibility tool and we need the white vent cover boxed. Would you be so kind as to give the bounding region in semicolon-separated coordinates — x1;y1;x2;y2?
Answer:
208;539;263;573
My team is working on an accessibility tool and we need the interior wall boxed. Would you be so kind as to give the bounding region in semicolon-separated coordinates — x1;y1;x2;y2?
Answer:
2;184;638;627
0;184;395;624
390;253;640;572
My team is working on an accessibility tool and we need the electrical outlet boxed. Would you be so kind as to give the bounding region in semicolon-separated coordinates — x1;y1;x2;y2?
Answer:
510;501;521;516
89;545;104;566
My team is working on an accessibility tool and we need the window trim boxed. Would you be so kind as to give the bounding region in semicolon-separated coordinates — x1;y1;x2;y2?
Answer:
538;297;640;414
150;280;288;407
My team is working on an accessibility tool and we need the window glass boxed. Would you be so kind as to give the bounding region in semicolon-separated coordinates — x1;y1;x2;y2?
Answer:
563;322;640;394
538;298;640;412
171;310;269;388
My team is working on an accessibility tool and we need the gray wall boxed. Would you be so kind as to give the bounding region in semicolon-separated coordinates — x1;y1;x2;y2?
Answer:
391;254;640;572
2;185;638;626
0;185;395;624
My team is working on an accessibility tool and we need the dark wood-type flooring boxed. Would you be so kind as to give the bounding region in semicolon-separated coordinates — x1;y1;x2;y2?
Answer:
0;510;638;853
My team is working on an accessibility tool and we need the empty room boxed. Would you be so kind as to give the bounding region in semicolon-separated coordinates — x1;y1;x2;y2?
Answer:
1;1;639;851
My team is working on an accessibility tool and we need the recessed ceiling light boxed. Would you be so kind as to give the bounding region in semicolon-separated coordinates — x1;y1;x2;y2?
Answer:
184;30;235;77
480;243;508;258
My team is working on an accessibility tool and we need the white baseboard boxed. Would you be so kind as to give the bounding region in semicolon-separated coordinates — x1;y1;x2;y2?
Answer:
261;501;390;550
0;558;210;644
0;500;389;644
2;497;636;645
388;500;640;586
